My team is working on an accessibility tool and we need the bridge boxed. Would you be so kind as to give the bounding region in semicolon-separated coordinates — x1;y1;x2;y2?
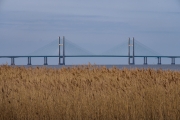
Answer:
0;36;179;65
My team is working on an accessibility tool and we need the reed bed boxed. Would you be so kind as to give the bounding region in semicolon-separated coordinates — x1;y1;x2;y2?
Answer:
0;65;180;120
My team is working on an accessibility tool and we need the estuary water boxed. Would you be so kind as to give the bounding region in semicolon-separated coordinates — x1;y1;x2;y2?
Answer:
15;65;180;71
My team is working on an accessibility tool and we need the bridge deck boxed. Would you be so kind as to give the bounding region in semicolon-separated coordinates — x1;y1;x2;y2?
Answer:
0;55;180;58
0;55;179;65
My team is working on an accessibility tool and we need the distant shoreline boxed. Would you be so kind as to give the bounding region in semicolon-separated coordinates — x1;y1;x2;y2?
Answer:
8;64;180;70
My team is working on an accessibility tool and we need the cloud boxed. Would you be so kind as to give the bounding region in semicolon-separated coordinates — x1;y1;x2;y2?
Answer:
0;11;130;33
0;0;180;58
0;0;5;10
177;0;180;4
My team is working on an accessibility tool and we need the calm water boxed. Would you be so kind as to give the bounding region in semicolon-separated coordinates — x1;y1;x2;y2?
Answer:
15;65;180;71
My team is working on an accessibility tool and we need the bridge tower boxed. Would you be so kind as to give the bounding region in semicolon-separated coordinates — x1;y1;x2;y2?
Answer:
59;36;65;65
128;37;135;65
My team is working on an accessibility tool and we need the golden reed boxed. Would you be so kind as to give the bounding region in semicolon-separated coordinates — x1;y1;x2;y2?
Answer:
0;65;180;120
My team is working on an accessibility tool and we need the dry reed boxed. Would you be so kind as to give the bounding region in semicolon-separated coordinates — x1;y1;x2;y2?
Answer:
0;65;180;120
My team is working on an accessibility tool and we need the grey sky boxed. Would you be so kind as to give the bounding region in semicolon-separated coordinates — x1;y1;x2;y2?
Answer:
0;0;180;64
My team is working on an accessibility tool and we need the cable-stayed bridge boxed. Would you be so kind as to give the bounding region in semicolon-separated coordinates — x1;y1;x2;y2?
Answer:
29;38;160;56
0;37;179;65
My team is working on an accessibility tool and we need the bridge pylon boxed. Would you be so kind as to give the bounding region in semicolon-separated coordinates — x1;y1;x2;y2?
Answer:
58;36;65;65
128;37;135;65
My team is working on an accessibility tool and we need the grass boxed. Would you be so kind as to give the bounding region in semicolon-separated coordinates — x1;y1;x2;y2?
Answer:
0;65;180;120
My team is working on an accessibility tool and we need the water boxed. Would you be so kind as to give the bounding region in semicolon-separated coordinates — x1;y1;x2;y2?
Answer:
14;65;180;71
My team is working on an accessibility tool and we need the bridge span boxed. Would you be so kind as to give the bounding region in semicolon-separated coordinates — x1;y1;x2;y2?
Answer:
0;36;179;66
0;55;179;66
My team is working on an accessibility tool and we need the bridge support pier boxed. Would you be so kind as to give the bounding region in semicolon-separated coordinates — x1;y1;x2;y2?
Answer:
128;37;135;65
44;57;48;65
63;36;65;65
144;57;147;65
157;57;161;65
58;36;65;65
27;57;31;65
171;58;175;65
58;36;61;65
11;57;15;65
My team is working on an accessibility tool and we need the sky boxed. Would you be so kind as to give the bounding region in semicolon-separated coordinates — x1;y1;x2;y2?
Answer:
0;0;180;65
